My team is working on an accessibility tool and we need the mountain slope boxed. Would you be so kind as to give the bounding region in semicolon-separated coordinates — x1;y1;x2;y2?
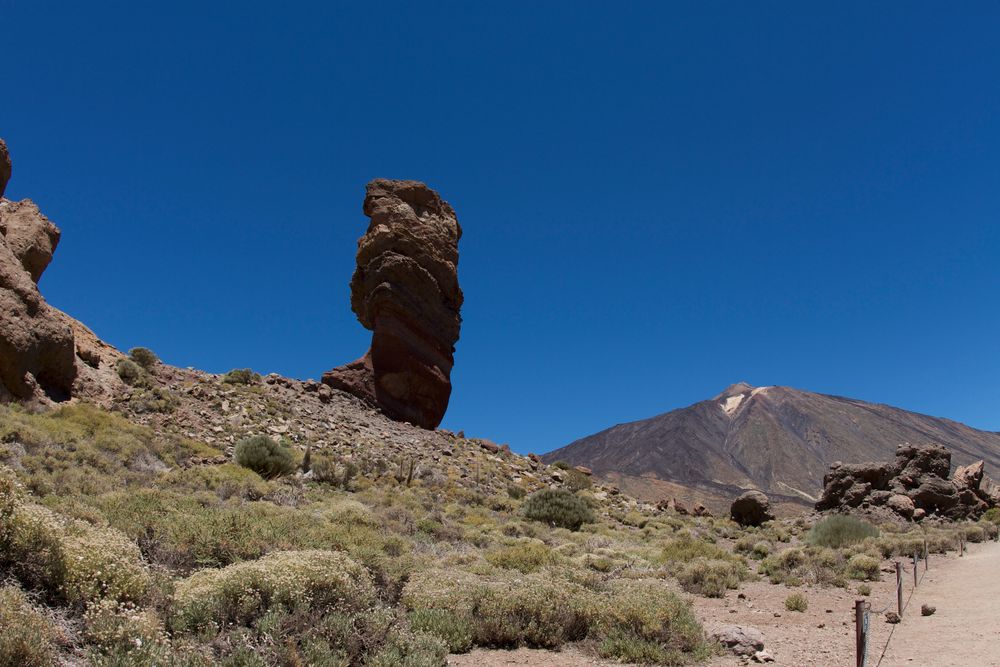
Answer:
543;383;1000;510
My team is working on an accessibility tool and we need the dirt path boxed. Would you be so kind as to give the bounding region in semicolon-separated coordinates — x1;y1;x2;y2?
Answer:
448;542;1000;667
877;541;1000;667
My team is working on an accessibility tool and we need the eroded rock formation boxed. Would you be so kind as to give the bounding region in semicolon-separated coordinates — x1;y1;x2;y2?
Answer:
0;139;11;199
816;443;999;520
0;197;76;401
324;179;462;429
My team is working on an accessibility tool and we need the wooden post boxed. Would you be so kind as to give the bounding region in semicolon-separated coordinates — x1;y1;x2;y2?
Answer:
895;561;903;617
913;553;918;586
855;599;865;667
959;534;964;556
924;545;929;572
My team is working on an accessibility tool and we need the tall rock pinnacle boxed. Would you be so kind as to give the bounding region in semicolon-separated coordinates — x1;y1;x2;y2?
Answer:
323;179;463;429
0;139;11;199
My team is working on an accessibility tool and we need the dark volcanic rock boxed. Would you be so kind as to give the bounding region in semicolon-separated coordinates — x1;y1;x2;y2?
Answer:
816;443;997;520
0;198;76;401
324;179;462;429
730;490;774;526
0;139;10;199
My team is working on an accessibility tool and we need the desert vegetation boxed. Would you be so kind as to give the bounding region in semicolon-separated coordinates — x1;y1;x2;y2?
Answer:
0;401;993;666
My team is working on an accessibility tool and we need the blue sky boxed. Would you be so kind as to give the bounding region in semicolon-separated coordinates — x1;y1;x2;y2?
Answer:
3;2;999;453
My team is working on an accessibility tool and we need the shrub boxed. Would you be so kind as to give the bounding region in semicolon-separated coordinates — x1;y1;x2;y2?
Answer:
592;579;712;664
409;609;474;653
564;468;593;492
223;368;261;385
806;515;878;548
235;435;295;479
0;474;150;605
844;554;881;581
522;488;594;531
506;484;526;500
115;358;149;388
402;569;589;650
784;592;808;612
171;550;376;633
0;585;62;667
661;535;733;564
128;347;159;370
982;507;1000;525
675;558;749;597
857;583;871;596
485;540;556;573
311;454;358;490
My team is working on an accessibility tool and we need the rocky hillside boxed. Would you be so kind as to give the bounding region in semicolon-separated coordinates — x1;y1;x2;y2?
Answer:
544;383;1000;512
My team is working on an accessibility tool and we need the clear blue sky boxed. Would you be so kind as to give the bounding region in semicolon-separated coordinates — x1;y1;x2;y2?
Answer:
4;2;999;453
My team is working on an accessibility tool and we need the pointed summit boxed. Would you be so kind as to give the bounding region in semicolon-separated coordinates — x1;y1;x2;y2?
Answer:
715;382;754;400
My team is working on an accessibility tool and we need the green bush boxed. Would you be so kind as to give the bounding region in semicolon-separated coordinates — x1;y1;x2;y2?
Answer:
235;435;295;479
982;507;1000;525
522;488;594;531
661;535;733;564
784;592;808;612
506;484;527;500
0;585;62;667
857;583;871;596
223;368;261;385
115;358;150;388
806;515;878;548
844;554;881;581
409;608;474;653
171;550;376;632
128;347;159;370
593;579;712;664
675;558;749;597
485;540;556;573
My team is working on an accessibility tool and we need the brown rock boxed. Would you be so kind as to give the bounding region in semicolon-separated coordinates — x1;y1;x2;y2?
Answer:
0;198;76;400
953;460;985;492
0;139;10;199
730;490;774;527
887;494;915;519
885;611;900;624
573;465;593;476
920;604;936;616
324;179;462;429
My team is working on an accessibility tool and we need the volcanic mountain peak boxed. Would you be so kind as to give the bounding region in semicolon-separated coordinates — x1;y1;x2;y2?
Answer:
544;384;1000;514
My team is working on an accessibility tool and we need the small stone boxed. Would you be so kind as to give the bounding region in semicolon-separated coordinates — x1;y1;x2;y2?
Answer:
921;604;936;616
753;650;775;663
885;611;901;624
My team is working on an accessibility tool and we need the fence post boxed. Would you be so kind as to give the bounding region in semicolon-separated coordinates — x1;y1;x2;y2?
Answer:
924;537;929;570
896;560;903;616
855;599;865;667
913;553;918;586
959;534;964;556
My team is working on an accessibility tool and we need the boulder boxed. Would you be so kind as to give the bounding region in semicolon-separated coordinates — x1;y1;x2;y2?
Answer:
708;624;764;656
730;490;774;527
0;197;76;401
324;179;462;429
886;494;915;519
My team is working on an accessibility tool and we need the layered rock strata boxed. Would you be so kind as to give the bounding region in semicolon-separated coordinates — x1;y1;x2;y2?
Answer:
324;179;462;429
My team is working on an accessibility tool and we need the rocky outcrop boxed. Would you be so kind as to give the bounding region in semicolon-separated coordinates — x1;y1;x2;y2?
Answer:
816;443;998;520
0;139;11;199
0;197;76;401
730;490;774;526
324;179;462;429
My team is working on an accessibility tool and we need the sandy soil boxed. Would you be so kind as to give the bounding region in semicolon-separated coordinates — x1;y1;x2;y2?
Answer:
449;542;1000;667
878;541;1000;667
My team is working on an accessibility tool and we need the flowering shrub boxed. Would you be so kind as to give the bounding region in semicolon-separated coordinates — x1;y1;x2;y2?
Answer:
0;585;62;667
171;549;376;632
0;470;149;605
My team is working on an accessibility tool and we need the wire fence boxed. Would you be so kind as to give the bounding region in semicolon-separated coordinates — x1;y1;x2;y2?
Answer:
855;535;948;667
